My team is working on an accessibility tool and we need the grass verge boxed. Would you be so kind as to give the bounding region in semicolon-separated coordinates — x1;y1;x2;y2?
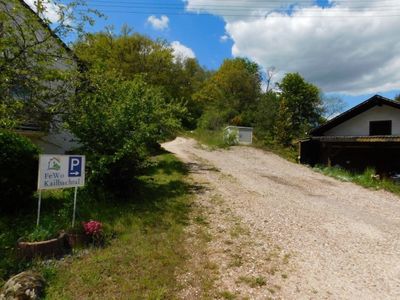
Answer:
44;153;191;299
185;128;298;162
0;189;75;283
253;138;298;162
1;153;193;299
314;165;400;195
185;129;228;149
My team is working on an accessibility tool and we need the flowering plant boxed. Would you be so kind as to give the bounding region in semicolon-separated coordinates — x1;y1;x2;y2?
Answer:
82;220;103;236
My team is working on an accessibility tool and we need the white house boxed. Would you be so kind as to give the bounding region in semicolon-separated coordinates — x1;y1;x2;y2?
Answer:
2;0;79;154
300;95;400;173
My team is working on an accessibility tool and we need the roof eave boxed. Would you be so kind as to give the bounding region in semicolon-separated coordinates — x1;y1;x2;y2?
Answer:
310;95;398;136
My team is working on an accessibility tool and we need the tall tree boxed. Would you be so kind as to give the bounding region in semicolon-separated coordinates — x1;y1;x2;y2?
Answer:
194;57;262;128
73;29;209;128
253;91;280;140
274;98;294;146
276;73;322;141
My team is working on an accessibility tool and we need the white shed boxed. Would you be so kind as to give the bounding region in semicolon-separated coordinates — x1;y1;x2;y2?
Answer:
224;126;253;145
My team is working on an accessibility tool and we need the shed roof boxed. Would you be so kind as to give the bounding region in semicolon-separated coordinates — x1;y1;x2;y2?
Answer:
310;95;400;136
224;126;253;130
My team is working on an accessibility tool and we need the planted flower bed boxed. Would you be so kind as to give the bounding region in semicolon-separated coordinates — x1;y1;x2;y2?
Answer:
17;220;104;260
17;233;70;260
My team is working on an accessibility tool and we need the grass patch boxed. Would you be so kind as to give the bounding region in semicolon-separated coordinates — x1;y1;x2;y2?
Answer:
238;276;267;288
219;290;237;299
253;138;298;162
229;223;249;239
183;207;219;299
314;165;400;195
0;189;76;284
186;128;299;162
1;153;194;299
194;215;209;226
44;153;191;299
185;128;229;149
229;254;243;268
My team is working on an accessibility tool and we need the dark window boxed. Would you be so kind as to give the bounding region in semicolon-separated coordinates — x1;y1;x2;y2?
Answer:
369;120;392;136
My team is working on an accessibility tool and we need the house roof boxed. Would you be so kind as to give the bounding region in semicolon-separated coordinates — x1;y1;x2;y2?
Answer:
17;0;76;59
309;135;400;143
224;126;253;130
310;95;400;136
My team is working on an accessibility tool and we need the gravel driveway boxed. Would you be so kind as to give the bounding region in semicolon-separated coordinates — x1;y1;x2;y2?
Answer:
163;137;400;299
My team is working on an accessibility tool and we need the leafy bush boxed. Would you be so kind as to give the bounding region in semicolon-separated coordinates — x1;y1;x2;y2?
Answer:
197;109;227;130
313;165;400;194
66;70;184;193
23;226;54;242
0;130;40;213
223;128;239;146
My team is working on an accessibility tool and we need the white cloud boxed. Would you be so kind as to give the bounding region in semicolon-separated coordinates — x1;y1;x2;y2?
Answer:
220;34;230;43
171;41;196;61
184;0;314;22
184;0;400;95
147;15;169;30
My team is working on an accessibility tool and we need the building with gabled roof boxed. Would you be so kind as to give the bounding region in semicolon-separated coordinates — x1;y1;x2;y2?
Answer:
300;95;400;174
2;0;79;153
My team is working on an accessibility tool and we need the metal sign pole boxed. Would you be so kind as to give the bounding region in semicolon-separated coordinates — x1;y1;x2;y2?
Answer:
36;190;42;227
72;186;78;227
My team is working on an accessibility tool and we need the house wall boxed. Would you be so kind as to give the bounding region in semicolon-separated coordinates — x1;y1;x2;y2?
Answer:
324;105;400;136
4;0;79;154
19;129;79;154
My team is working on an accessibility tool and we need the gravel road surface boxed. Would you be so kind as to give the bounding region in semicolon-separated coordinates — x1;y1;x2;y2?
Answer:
163;137;400;299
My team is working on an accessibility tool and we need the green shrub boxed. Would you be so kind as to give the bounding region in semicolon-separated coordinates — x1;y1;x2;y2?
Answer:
223;128;239;146
198;110;227;130
66;71;184;194
0;130;40;213
188;129;227;149
23;226;54;242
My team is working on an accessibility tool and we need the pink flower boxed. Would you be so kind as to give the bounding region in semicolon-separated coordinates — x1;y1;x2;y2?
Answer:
82;220;103;236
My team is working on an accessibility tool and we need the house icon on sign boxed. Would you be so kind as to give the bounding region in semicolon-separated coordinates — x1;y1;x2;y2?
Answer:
48;157;61;171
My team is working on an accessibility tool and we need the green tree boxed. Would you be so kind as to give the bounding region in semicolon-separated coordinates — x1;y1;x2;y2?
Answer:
0;0;97;130
174;58;212;127
74;30;176;93
194;57;262;129
274;98;294;146
73;29;209;128
395;94;400;102
253;91;280;140
66;69;184;192
276;73;322;141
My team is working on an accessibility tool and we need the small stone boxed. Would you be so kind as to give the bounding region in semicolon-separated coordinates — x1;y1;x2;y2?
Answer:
0;271;45;300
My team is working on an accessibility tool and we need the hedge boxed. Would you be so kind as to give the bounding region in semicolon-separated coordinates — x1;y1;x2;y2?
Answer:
0;130;40;213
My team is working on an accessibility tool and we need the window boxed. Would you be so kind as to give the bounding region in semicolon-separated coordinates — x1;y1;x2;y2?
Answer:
369;120;392;136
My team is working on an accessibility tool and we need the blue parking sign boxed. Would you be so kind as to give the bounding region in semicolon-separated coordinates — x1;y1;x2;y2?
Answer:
68;156;82;177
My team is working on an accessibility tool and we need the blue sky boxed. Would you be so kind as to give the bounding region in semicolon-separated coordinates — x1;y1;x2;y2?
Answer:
87;1;232;70
75;0;400;108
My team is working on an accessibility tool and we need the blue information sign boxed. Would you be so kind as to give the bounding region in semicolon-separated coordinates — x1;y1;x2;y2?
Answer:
68;156;82;177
